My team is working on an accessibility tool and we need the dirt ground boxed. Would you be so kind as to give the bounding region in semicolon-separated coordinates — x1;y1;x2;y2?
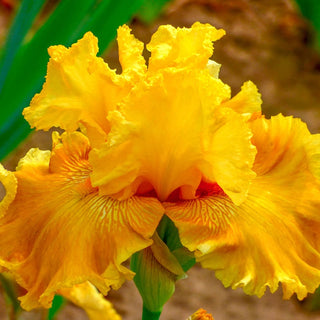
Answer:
1;0;320;319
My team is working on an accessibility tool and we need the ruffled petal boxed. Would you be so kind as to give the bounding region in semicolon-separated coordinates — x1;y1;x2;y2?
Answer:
0;164;17;218
59;282;121;320
147;22;225;71
198;108;257;205
166;191;320;300
188;308;214;320
117;25;146;78
206;60;221;78
166;115;320;300
305;133;320;180
23;32;138;146
222;81;262;116
0;132;164;310
90;70;209;200
89;69;255;203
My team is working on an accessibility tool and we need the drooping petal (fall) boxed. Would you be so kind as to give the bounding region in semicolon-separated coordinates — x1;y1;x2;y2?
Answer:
0;132;163;310
23;26;146;146
59;282;121;320
166;115;320;300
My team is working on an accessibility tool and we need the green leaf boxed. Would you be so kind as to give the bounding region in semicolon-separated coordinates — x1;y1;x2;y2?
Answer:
131;231;192;318
0;109;30;161
131;244;176;315
172;247;196;272
295;0;320;47
0;0;46;91
76;0;146;54
0;274;21;314
47;295;66;320
157;215;183;251
157;215;196;271
138;0;172;24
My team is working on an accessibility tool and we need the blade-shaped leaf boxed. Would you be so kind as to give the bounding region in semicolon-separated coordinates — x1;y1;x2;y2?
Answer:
137;0;172;24
295;0;320;48
0;0;46;91
47;295;66;320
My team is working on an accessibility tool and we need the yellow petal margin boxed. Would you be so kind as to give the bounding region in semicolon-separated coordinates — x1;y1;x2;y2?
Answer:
0;164;17;218
147;22;225;71
23;26;146;146
0;132;163;310
24;33;110;139
59;282;121;320
166;114;320;300
222;80;262;116
117;25;146;79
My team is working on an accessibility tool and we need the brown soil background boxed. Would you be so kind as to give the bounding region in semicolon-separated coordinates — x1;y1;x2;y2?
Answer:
1;0;320;319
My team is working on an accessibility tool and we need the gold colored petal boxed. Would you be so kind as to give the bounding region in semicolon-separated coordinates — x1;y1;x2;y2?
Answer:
250;114;311;176
167;114;320;300
166;186;320;300
59;282;121;320
147;22;225;71
0;164;17;218
90;69;255;204
199;108;257;205
187;308;214;320
222;81;262;116
0;132;164;310
117;25;146;78
23;32;136;147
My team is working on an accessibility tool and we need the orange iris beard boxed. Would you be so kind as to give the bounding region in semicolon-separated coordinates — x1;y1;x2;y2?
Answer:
0;22;320;310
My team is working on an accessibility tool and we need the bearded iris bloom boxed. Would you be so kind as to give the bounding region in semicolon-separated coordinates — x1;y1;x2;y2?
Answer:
188;309;214;320
0;22;320;313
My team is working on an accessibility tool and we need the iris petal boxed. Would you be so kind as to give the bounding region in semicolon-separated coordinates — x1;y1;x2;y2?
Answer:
59;282;121;320
0;164;17;218
23;28;145;147
222;81;262;116
90;68;255;204
147;22;225;71
117;24;146;78
0;132;163;310
166;115;320;300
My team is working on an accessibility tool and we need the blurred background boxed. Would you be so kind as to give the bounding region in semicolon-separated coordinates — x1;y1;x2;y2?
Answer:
1;0;320;319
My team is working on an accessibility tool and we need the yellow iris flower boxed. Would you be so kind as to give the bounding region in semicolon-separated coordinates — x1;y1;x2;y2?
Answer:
187;308;214;320
1;22;320;311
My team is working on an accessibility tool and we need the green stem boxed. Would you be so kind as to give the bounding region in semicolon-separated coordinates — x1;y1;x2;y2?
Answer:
142;305;161;320
0;274;20;314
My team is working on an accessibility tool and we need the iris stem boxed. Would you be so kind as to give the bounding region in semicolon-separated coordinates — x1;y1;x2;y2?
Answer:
142;305;161;320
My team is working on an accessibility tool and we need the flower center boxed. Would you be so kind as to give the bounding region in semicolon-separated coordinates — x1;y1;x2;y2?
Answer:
136;180;226;203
